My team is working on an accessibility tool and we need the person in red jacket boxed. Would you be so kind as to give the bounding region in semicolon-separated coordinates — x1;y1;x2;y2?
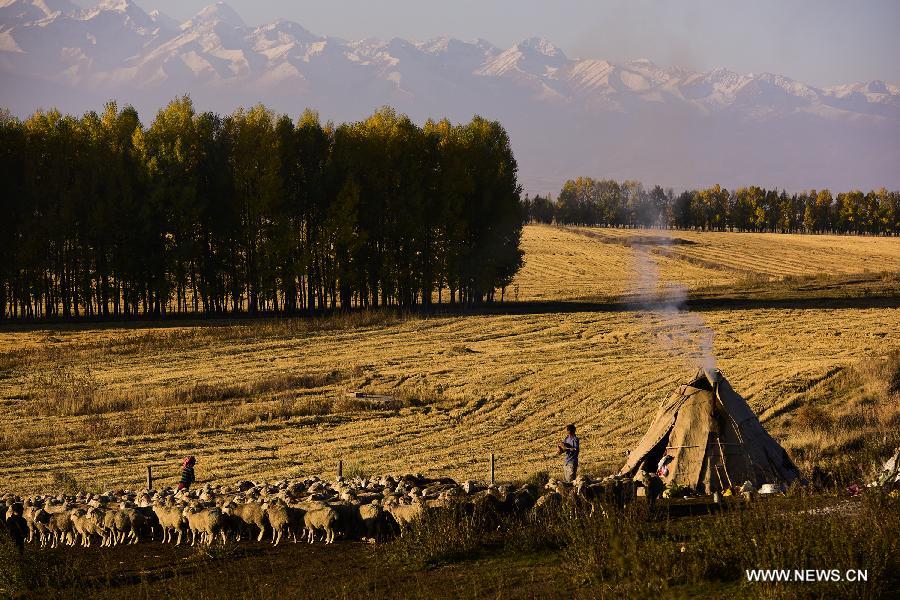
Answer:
178;455;196;491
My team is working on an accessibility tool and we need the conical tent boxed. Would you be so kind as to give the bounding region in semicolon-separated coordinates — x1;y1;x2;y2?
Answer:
619;369;799;493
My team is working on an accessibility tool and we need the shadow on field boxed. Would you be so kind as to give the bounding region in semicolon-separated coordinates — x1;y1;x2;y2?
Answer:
2;266;899;334
2;294;898;336
459;294;900;317
6;540;565;600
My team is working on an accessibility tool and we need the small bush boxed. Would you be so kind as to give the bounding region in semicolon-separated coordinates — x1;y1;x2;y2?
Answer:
293;397;334;417
193;541;240;561
793;404;834;432
385;504;485;567
173;382;245;404
854;350;900;397
503;510;568;555
332;395;373;412
50;470;79;494
394;384;445;407
384;499;570;568
340;462;368;479
172;370;346;407
1;536;111;595
334;384;447;413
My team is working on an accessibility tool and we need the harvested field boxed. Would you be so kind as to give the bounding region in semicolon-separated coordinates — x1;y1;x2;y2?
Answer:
513;225;900;300
1;225;898;495
582;226;900;278
513;225;735;300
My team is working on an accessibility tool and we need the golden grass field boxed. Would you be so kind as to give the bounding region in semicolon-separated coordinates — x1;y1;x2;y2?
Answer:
514;225;900;300
1;225;898;494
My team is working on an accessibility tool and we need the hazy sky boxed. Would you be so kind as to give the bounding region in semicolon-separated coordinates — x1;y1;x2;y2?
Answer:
72;0;899;87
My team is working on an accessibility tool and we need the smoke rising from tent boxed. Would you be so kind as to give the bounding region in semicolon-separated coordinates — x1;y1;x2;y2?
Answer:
631;235;716;371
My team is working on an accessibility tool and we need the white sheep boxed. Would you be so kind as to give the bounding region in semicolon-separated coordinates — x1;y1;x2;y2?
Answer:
182;505;227;546
152;502;187;545
228;501;269;542
262;499;305;546
47;510;75;548
70;508;103;547
384;499;424;535
303;507;338;544
358;502;390;542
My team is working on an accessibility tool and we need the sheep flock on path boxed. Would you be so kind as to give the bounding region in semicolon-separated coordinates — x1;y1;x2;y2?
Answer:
4;473;640;549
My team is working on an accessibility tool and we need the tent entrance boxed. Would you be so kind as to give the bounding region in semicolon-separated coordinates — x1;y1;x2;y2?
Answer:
639;427;674;476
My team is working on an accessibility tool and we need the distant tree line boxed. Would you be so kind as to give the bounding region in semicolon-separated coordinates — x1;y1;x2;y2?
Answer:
523;177;900;235
0;98;524;319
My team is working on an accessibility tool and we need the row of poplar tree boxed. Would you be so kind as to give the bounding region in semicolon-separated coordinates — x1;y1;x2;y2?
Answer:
525;177;900;234
0;98;524;319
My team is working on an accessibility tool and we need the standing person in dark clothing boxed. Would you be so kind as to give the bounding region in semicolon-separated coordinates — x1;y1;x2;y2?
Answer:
5;503;29;552
557;424;580;482
178;456;196;491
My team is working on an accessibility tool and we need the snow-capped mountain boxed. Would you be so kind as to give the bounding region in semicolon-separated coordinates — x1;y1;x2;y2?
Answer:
2;0;899;192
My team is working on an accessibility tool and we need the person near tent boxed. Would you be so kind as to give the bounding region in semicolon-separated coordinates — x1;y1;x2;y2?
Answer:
557;424;580;482
178;455;196;491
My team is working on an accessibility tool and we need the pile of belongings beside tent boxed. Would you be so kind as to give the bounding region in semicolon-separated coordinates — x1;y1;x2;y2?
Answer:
626;468;785;502
869;447;900;496
618;368;800;500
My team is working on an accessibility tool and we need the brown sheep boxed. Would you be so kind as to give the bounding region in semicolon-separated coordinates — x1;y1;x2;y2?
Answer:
101;509;119;547
30;507;51;548
87;507;113;546
530;491;563;521
23;504;50;546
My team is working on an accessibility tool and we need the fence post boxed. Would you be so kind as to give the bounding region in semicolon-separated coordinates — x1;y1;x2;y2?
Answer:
338;460;343;479
146;465;153;490
490;453;495;485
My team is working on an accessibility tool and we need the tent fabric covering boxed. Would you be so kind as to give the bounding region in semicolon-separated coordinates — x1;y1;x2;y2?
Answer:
619;369;800;493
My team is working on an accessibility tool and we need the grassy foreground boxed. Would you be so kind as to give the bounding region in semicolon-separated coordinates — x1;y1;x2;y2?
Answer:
3;491;897;599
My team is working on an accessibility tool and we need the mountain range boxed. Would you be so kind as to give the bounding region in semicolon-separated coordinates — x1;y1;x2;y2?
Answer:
2;0;899;192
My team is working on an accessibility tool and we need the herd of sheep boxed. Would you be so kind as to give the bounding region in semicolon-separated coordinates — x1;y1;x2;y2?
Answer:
3;473;639;550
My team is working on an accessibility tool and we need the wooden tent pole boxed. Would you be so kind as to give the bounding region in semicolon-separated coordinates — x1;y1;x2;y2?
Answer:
667;443;743;449
716;387;756;479
716;435;733;488
713;464;726;492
